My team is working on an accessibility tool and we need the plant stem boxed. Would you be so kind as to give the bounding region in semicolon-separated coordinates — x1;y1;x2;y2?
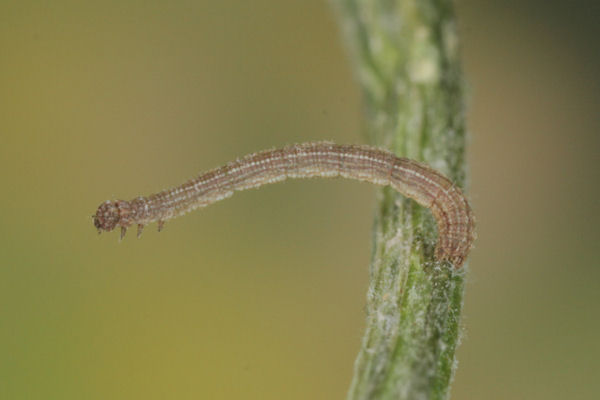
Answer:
332;0;469;399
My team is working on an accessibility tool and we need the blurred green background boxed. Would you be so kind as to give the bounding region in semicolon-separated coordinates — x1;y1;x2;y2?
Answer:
1;1;598;399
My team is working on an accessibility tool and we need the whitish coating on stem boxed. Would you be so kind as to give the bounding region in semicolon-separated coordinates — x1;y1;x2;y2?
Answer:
93;142;475;267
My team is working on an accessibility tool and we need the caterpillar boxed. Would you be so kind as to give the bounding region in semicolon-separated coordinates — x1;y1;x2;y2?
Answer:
93;142;475;267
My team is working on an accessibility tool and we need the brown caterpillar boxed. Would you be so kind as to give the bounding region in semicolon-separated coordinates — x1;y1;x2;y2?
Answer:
93;142;475;267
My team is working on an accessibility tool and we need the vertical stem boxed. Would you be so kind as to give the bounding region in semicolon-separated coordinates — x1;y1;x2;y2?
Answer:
332;0;469;399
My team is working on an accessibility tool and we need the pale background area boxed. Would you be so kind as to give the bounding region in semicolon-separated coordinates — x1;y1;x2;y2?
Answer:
1;1;598;399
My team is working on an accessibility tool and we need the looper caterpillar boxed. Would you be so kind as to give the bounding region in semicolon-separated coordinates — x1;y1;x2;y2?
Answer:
93;142;475;267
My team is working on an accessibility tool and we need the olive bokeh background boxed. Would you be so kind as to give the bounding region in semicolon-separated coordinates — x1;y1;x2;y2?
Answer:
1;1;598;399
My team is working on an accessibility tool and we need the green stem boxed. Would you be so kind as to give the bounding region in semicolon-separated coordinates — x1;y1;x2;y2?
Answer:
332;0;469;398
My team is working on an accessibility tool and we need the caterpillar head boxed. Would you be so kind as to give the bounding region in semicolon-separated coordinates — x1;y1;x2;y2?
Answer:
93;200;133;232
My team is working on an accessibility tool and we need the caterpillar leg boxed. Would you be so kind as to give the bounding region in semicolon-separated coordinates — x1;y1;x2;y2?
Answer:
120;226;127;241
